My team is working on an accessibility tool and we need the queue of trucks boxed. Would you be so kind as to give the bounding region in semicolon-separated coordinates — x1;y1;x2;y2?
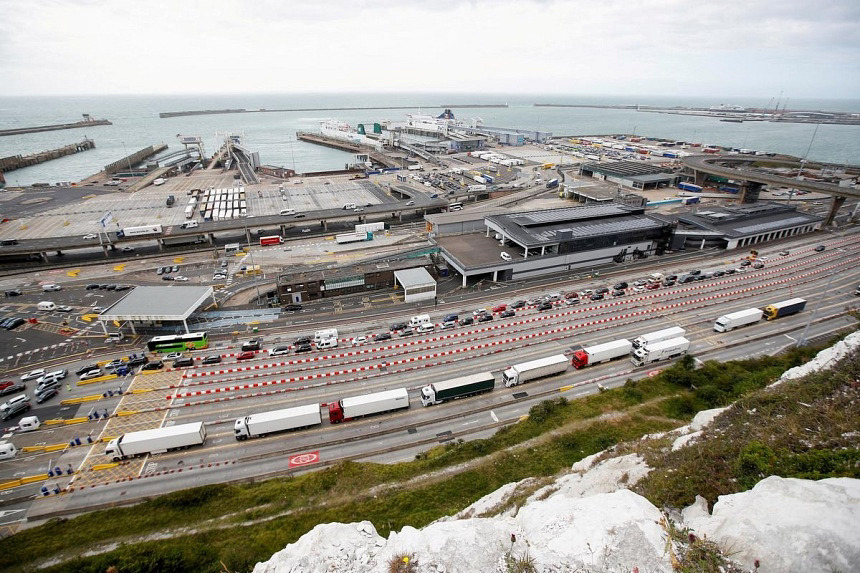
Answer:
713;298;806;332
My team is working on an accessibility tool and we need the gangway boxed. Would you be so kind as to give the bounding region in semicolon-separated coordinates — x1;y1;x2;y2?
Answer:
396;141;442;166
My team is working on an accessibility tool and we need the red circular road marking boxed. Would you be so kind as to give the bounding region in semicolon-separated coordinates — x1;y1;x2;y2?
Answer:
289;451;319;468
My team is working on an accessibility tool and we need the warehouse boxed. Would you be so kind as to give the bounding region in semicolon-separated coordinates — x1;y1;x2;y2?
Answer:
580;160;678;190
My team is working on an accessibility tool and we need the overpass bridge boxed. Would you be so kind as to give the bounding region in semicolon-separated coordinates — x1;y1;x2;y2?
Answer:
681;154;859;224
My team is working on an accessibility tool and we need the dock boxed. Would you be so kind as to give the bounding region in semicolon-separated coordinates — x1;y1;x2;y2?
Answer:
0;117;112;137
0;139;96;173
104;144;168;175
296;132;398;168
159;104;508;119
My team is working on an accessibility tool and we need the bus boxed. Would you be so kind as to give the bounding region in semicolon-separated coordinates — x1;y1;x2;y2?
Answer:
147;332;209;353
225;243;248;255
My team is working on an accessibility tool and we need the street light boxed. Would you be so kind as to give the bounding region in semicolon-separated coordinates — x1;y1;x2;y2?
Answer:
796;256;839;347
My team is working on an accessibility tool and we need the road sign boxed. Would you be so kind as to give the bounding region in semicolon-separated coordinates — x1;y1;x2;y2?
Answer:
99;212;113;228
288;451;319;468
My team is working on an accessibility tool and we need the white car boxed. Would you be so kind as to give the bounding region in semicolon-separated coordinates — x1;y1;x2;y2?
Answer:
21;369;46;382
632;285;646;293
173;276;189;282
164;352;183;361
121;246;135;252
41;284;62;291
440;321;456;330
56;305;73;312
212;273;227;280
83;233;98;240
78;368;103;380
351;336;368;346
269;346;290;357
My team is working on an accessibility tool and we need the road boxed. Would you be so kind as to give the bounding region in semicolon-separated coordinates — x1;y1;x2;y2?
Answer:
0;234;858;530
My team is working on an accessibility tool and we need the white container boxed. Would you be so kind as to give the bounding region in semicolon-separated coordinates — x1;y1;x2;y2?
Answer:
18;416;41;432
0;442;17;459
37;301;57;311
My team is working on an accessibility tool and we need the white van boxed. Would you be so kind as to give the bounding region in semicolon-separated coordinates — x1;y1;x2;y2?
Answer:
314;328;338;343
38;301;57;311
18;416;41;432
153;178;166;186
316;337;338;349
0;442;17;459
342;203;357;210
417;323;435;334
279;208;296;216
409;314;431;327
42;284;61;292
106;332;125;342
500;252;512;261
180;221;199;229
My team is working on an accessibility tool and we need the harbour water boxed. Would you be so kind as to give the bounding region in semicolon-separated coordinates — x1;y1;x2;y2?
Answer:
1;93;858;187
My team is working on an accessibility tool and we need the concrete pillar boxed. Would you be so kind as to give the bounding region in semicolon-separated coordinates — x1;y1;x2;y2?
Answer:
322;220;328;231
826;196;846;225
462;274;467;288
182;319;189;334
493;270;498;282
100;321;108;335
102;245;110;259
40;251;49;263
399;211;403;222
207;233;214;245
245;228;252;244
700;239;706;250
157;240;164;252
540;246;546;256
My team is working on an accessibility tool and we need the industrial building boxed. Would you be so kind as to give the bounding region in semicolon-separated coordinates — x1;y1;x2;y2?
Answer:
658;203;824;250
580;160;679;190
276;256;437;304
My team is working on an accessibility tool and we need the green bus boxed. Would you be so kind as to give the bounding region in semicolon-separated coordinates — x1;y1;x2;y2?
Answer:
147;332;209;353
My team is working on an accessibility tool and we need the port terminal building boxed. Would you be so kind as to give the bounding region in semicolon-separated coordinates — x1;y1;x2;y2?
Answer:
579;160;679;190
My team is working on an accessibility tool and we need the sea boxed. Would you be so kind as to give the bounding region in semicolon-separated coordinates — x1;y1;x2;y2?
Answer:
1;93;859;187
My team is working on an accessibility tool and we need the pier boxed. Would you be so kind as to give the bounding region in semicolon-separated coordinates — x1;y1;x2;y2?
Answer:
159;104;508;119
104;143;168;175
296;132;398;168
0;139;96;173
0;116;111;137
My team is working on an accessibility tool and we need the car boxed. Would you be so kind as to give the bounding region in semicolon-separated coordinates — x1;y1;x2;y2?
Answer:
156;267;165;275
689;270;702;276
1;400;30;421
458;317;474;326
21;369;46;382
0;383;25;397
301;228;311;233
724;268;737;275
220;260;229;268
127;354;148;367
595;287;610;295
236;351;255;361
0;239;19;246
613;282;628;290
779;250;790;256
294;214;306;218
212;273;227;280
36;369;68;384
164;352;184;360
172;265;179;272
645;282;660;290
442;314;459;323
564;297;581;305
632;281;647;288
294;344;313;353
202;355;222;365
36;379;61;395
753;262;765;269
75;363;100;376
499;310;516;318
612;289;626;297
98;284;110;290
491;304;507;313
696;274;708;281
171;356;194;368
283;304;303;312
120;245;136;252
632;285;646;293
269;346;291;357
86;283;100;290
814;245;826;252
5;318;25;330
3;289;22;297
537;302;554;311
664;280;676;287
406;201;415;206
351;336;368;346
105;284;118;291
104;359;127;372
440;321;456;330
242;339;262;351
389;322;408;332
373;333;392;342
477;314;494;323
590;293;605;301
162;275;175;281
42;283;62;292
511;300;527;309
294;336;313;346
78;368;103;380
174;276;189;282
665;275;678;282
740;260;751;267
500;251;512;262
353;208;364;212
140;361;164;371
713;270;725;277
83;233;98;240
679;276;697;284
472;308;489;317
399;328;415;337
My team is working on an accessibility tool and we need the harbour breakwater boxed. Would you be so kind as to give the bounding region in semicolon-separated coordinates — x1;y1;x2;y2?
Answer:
159;104;508;118
0;118;112;137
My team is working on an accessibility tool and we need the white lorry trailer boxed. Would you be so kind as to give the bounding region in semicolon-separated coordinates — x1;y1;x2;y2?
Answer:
630;337;690;366
234;404;322;440
713;308;763;332
632;326;686;349
328;387;410;423
571;339;633;369
104;421;206;461
502;354;568;387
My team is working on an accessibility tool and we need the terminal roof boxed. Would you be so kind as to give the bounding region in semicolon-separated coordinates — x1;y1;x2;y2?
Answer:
99;286;214;321
675;203;824;238
393;267;436;288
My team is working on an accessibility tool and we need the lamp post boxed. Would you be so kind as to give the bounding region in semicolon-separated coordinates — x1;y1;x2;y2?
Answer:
122;141;132;175
796;257;838;347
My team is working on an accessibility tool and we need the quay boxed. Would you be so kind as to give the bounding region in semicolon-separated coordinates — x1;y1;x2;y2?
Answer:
296;132;398;168
0;139;96;173
104;143;168;175
159;103;508;119
0;116;111;137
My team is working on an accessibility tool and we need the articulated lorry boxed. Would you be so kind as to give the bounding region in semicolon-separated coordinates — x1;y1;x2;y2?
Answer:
630;337;690;367
234;404;322;440
571;339;633;369
632;326;685;349
502;354;568;387
421;372;495;406
104;421;206;461
763;298;807;320
329;388;410;423
713;308;763;332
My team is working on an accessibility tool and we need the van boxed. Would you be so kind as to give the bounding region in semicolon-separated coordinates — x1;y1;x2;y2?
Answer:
42;284;62;292
342;203;357;210
106;332;125;342
316;337;338;349
279;208;296;216
417;323;435;333
180;221;199;229
313;329;338;343
500;252;512;261
153;178;166;186
18;416;41;432
37;301;57;311
0;442;17;459
409;314;431;328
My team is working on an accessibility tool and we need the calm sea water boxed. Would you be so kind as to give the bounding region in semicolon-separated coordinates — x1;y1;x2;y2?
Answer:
1;93;858;186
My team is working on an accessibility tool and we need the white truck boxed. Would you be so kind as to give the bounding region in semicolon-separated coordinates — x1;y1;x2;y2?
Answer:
630;337;690;366
104;421;206;461
502;354;569;387
571;339;633;369
314;328;338;344
409;314;431;328
234;404;322;440
713;308;763;332
328;387;410;423
632;326;686;349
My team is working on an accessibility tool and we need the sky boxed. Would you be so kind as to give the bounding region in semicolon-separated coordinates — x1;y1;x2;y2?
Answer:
1;0;859;98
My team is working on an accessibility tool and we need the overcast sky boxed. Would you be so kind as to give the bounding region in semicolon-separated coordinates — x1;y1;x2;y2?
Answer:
2;0;858;98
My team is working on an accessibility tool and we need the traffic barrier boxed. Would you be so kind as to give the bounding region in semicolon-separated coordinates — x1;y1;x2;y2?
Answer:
77;374;118;385
21;474;49;485
61;395;103;404
91;463;120;471
64;417;90;425
45;444;68;453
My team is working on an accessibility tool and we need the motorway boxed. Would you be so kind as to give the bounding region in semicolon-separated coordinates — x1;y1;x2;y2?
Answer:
1;232;858;530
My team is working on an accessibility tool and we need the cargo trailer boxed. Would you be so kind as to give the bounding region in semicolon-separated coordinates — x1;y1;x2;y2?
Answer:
630;337;690;367
763;298;806;320
713;308;763;332
234;404;322;440
329;388;410;423
421;372;495;406
632;326;685;349
502;354;568;387
571;339;632;369
104;421;206;461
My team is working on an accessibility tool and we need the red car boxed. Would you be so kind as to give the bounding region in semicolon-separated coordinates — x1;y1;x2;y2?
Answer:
645;282;661;290
237;351;255;361
491;304;507;313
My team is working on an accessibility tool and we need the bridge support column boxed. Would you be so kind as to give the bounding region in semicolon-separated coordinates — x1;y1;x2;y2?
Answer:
157;240;164;252
244;228;252;244
692;170;706;187
40;251;49;263
741;181;764;203
321;219;327;231
102;245;110;259
399;211;403;222
826;196;846;225
206;233;214;245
